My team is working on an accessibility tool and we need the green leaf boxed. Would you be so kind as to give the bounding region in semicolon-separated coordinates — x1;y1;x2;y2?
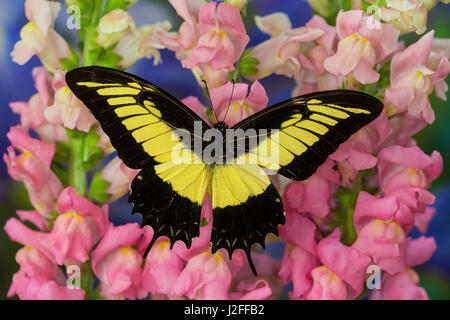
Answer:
53;141;71;163
200;218;208;227
97;49;123;69
342;0;352;11
82;147;104;170
89;170;112;203
51;162;69;185
59;46;80;71
237;48;259;78
103;0;137;14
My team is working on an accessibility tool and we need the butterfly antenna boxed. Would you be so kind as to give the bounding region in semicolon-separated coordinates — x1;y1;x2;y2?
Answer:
202;79;219;123
221;80;236;124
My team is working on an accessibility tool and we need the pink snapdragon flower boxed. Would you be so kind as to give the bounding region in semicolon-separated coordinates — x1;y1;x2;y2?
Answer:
171;250;234;299
101;157;139;202
92;223;147;300
181;2;249;88
377;145;443;210
9;67;67;143
41;187;109;265
4;218;85;300
3;126;62;216
281;160;340;218
368;237;435;299
210;81;268;126
181;96;212;125
115;22;172;69
11;0;71;72
385;31;450;123
162;0;207;60
378;0;427;35
308;229;371;299
292;16;344;95
44;70;97;132
370;269;428;300
142;239;185;298
164;1;248;88
330;109;392;187
249;13;325;80
324;10;400;84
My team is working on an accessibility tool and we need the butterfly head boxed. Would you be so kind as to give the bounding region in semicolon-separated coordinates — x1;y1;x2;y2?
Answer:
214;121;229;134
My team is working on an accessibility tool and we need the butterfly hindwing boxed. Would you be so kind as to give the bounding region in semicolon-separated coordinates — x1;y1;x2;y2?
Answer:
229;90;384;180
210;164;284;274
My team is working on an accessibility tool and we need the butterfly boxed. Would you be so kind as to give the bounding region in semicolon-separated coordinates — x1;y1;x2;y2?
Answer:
66;66;383;275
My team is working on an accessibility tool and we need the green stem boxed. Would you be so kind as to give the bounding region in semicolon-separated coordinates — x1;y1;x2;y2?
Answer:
80;261;96;299
69;131;87;196
82;0;103;66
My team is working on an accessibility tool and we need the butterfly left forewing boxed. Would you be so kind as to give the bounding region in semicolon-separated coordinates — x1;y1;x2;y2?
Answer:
66;66;212;255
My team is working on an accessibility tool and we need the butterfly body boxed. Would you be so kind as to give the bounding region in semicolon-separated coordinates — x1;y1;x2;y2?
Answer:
66;66;383;275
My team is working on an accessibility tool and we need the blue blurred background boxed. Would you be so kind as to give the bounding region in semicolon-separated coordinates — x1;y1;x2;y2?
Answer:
0;0;449;299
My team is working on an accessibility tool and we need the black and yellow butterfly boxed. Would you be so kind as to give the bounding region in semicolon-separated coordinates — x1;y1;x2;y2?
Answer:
66;66;383;275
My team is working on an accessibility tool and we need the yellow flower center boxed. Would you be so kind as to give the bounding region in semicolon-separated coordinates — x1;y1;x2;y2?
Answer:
232;102;250;113
63;211;82;221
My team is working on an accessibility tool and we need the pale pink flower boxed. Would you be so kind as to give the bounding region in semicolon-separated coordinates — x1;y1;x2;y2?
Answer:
181;96;212;125
11;0;71;72
279;244;319;299
293;16;344;95
183;2;249;71
210;81;268;126
162;0;207;61
428;38;450;100
8;270;85;300
230;253;282;300
9;67;67;143
369;236;436;299
16;210;50;231
3;126;62;216
281;160;340;218
44;70;97;132
324;10;400;84
101;157;139;202
330;109;392;187
377;145;443;210
385;31;450;123
249;13;325;80
92;223;147;300
378;0;427;35
171;250;233;299
41;187;109;265
370;269;428;300
142;239;185;298
97;9;136;49
115;22;172;69
4;218;85;300
314;229;371;299
278;211;319;299
176;2;249;88
352;219;406;274
306;266;348;300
